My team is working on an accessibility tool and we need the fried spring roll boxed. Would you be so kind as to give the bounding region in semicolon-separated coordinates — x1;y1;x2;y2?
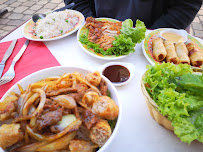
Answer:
186;43;203;67
164;40;179;64
175;42;190;64
152;38;167;61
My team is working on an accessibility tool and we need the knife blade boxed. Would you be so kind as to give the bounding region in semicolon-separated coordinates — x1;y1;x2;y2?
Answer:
13;40;29;64
0;39;17;78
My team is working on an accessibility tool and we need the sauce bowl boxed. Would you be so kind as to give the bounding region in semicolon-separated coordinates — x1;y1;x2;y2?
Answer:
159;29;188;43
99;62;135;87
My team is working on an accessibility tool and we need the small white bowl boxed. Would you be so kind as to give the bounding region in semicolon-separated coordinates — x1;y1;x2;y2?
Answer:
99;62;135;87
159;29;188;43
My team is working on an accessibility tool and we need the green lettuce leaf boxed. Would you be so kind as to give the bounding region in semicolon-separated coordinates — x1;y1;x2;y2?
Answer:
104;34;135;56
158;88;189;120
172;117;199;144
174;73;203;95
121;19;146;43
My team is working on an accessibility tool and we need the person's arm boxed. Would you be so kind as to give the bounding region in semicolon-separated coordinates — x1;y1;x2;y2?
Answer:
150;0;202;29
64;0;95;18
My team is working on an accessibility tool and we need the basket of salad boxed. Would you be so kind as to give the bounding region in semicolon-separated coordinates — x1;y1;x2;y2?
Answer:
141;62;203;144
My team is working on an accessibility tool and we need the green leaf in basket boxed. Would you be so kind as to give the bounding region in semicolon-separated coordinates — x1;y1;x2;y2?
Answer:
143;62;203;144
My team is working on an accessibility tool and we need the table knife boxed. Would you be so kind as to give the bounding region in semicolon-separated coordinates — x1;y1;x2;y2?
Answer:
0;39;17;78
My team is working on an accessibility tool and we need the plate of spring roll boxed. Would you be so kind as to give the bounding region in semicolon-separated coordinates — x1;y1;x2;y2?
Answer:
142;28;203;68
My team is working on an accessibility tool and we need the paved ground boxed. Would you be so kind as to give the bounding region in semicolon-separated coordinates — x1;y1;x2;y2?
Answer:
0;1;203;40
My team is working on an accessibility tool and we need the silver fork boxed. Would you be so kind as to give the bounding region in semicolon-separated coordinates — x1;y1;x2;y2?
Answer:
0;40;29;85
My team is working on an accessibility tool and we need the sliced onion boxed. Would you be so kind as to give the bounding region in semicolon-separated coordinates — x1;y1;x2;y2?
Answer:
54;114;77;131
26;119;82;142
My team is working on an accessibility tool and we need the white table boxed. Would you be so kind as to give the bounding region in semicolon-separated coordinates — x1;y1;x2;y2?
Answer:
1;25;203;152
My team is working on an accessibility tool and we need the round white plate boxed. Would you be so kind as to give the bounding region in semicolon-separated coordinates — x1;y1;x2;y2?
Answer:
1;66;122;152
77;17;133;60
22;9;85;41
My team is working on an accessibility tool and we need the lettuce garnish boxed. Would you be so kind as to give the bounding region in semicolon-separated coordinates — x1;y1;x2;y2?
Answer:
79;19;146;56
144;62;203;144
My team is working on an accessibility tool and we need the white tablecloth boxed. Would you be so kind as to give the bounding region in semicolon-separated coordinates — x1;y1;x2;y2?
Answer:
1;26;203;152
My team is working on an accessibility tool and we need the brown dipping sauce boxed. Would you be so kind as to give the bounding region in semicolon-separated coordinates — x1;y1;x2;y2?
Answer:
102;65;130;83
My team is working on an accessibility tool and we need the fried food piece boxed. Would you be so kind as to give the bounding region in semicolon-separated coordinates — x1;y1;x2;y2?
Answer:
69;139;97;152
0;93;18;121
92;96;119;120
90;119;111;147
85;71;101;86
164;40;179;64
0;124;23;149
152;38;167;61
175;42;190;64
82;90;99;107
186;43;203;67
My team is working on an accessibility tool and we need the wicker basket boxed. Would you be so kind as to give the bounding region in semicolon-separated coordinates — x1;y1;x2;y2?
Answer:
141;73;174;131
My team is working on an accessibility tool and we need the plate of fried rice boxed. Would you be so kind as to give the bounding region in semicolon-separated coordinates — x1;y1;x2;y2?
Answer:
22;9;85;41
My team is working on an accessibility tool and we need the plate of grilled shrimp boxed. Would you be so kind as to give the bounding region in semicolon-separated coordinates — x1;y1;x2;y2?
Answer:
0;66;121;152
142;28;203;68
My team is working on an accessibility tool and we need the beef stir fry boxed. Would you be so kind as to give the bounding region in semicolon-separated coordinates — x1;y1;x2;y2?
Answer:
0;71;119;152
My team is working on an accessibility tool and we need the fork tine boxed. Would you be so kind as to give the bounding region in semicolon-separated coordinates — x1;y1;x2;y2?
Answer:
0;77;13;85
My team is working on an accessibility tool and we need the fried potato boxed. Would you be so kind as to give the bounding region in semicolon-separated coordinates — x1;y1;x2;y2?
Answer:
0;124;23;149
17;142;48;152
36;132;76;151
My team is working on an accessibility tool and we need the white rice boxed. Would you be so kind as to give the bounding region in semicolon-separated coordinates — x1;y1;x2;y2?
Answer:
34;10;79;39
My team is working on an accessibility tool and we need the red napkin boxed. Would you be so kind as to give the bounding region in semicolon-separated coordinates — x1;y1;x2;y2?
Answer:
0;37;61;98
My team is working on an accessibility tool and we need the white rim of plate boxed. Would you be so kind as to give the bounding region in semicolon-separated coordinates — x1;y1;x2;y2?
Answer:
22;9;85;42
77;17;132;60
0;66;122;152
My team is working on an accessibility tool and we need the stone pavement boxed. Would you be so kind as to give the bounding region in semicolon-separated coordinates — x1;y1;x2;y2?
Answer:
0;0;65;39
0;1;203;40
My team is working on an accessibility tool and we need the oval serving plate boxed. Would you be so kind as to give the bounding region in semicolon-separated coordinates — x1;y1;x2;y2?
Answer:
142;28;203;67
77;18;131;60
1;66;122;152
22;9;85;42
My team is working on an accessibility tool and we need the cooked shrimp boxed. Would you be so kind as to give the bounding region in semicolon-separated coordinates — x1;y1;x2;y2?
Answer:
92;96;119;120
85;71;101;86
90;119;111;147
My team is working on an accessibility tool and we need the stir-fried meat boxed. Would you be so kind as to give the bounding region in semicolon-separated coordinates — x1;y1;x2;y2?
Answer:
46;88;77;97
34;100;63;132
98;78;108;96
36;108;63;131
69;84;88;102
82;109;98;130
85;17;122;51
